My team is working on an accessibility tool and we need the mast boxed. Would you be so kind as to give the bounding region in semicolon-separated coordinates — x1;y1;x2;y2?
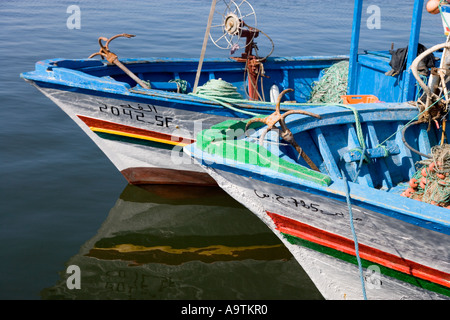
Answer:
403;0;425;102
347;0;363;95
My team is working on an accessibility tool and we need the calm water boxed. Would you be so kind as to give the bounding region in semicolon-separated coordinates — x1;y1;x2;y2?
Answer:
0;0;446;300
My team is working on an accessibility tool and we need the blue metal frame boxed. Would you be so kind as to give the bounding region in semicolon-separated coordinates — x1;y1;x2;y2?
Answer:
348;0;425;101
404;0;425;101
347;0;363;95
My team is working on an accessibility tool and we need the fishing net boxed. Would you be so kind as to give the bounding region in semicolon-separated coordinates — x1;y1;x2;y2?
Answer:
308;61;349;104
402;144;450;207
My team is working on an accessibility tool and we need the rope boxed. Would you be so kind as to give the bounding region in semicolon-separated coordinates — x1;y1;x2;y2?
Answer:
169;79;188;94
405;145;450;206
190;79;260;116
194;78;245;100
340;168;368;300
378;93;448;148
338;104;367;151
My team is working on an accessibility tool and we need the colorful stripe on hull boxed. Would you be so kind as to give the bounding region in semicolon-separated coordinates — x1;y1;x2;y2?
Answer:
267;211;450;297
78;115;195;148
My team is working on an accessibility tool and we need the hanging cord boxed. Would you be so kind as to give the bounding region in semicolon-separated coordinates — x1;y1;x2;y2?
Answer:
378;93;448;153
340;167;368;300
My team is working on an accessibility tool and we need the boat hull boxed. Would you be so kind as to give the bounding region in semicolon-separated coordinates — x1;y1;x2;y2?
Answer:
33;85;226;185
21;55;349;185
199;166;450;300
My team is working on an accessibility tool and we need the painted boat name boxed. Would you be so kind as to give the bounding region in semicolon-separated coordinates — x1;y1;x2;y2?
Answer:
98;102;173;127
254;189;350;218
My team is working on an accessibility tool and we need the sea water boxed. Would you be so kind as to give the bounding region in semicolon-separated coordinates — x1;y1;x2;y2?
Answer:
0;0;446;300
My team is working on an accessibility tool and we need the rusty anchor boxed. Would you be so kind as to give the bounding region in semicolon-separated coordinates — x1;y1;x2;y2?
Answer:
245;88;322;172
88;33;150;89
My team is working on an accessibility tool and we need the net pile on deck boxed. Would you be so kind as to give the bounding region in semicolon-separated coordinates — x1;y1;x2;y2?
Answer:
401;144;450;207
308;61;349;104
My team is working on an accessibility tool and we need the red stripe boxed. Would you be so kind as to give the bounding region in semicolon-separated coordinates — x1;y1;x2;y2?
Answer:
267;211;450;288
77;115;195;144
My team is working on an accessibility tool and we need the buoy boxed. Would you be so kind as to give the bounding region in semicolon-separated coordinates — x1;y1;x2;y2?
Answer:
402;188;414;197
409;178;418;188
420;177;428;189
421;167;428;177
428;162;436;172
427;0;441;14
437;173;445;179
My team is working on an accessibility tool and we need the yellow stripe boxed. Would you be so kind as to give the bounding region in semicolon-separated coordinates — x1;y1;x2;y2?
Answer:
94;243;283;256
90;127;189;146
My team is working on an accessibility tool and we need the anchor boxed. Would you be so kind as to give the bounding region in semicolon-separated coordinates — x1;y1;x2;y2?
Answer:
88;33;150;89
245;88;322;172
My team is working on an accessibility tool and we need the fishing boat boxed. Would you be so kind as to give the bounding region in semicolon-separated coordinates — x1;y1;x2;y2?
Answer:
20;0;424;185
184;0;450;300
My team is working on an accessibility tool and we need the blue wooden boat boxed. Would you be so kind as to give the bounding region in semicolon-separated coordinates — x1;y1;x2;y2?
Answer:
184;0;450;300
20;0;428;185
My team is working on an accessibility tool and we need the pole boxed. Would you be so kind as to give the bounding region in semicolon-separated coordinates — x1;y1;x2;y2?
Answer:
403;0;424;102
193;0;217;94
347;0;364;95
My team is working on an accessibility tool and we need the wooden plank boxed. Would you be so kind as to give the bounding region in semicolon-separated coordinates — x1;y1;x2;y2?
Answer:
366;122;393;189
346;123;374;187
313;128;342;178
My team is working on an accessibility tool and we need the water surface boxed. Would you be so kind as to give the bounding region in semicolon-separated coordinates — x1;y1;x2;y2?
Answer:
0;0;446;300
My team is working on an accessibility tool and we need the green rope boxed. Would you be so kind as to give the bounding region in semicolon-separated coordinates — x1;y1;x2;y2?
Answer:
169;79;188;94
189;79;260;116
308;61;349;104
337;104;366;151
376;144;389;157
193;79;244;100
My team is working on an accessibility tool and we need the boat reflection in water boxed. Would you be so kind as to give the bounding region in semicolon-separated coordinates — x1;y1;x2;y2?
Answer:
41;184;323;299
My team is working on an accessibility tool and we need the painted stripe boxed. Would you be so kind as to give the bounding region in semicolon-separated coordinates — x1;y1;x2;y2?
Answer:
267;211;450;289
77;115;195;146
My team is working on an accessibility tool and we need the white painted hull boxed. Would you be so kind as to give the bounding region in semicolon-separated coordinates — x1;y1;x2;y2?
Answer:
35;86;229;185
202;166;450;300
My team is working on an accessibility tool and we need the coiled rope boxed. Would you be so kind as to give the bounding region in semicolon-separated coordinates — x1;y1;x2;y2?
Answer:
190;79;260;116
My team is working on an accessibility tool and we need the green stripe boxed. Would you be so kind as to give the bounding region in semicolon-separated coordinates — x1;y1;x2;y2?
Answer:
282;233;450;297
196;118;332;187
95;132;175;150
